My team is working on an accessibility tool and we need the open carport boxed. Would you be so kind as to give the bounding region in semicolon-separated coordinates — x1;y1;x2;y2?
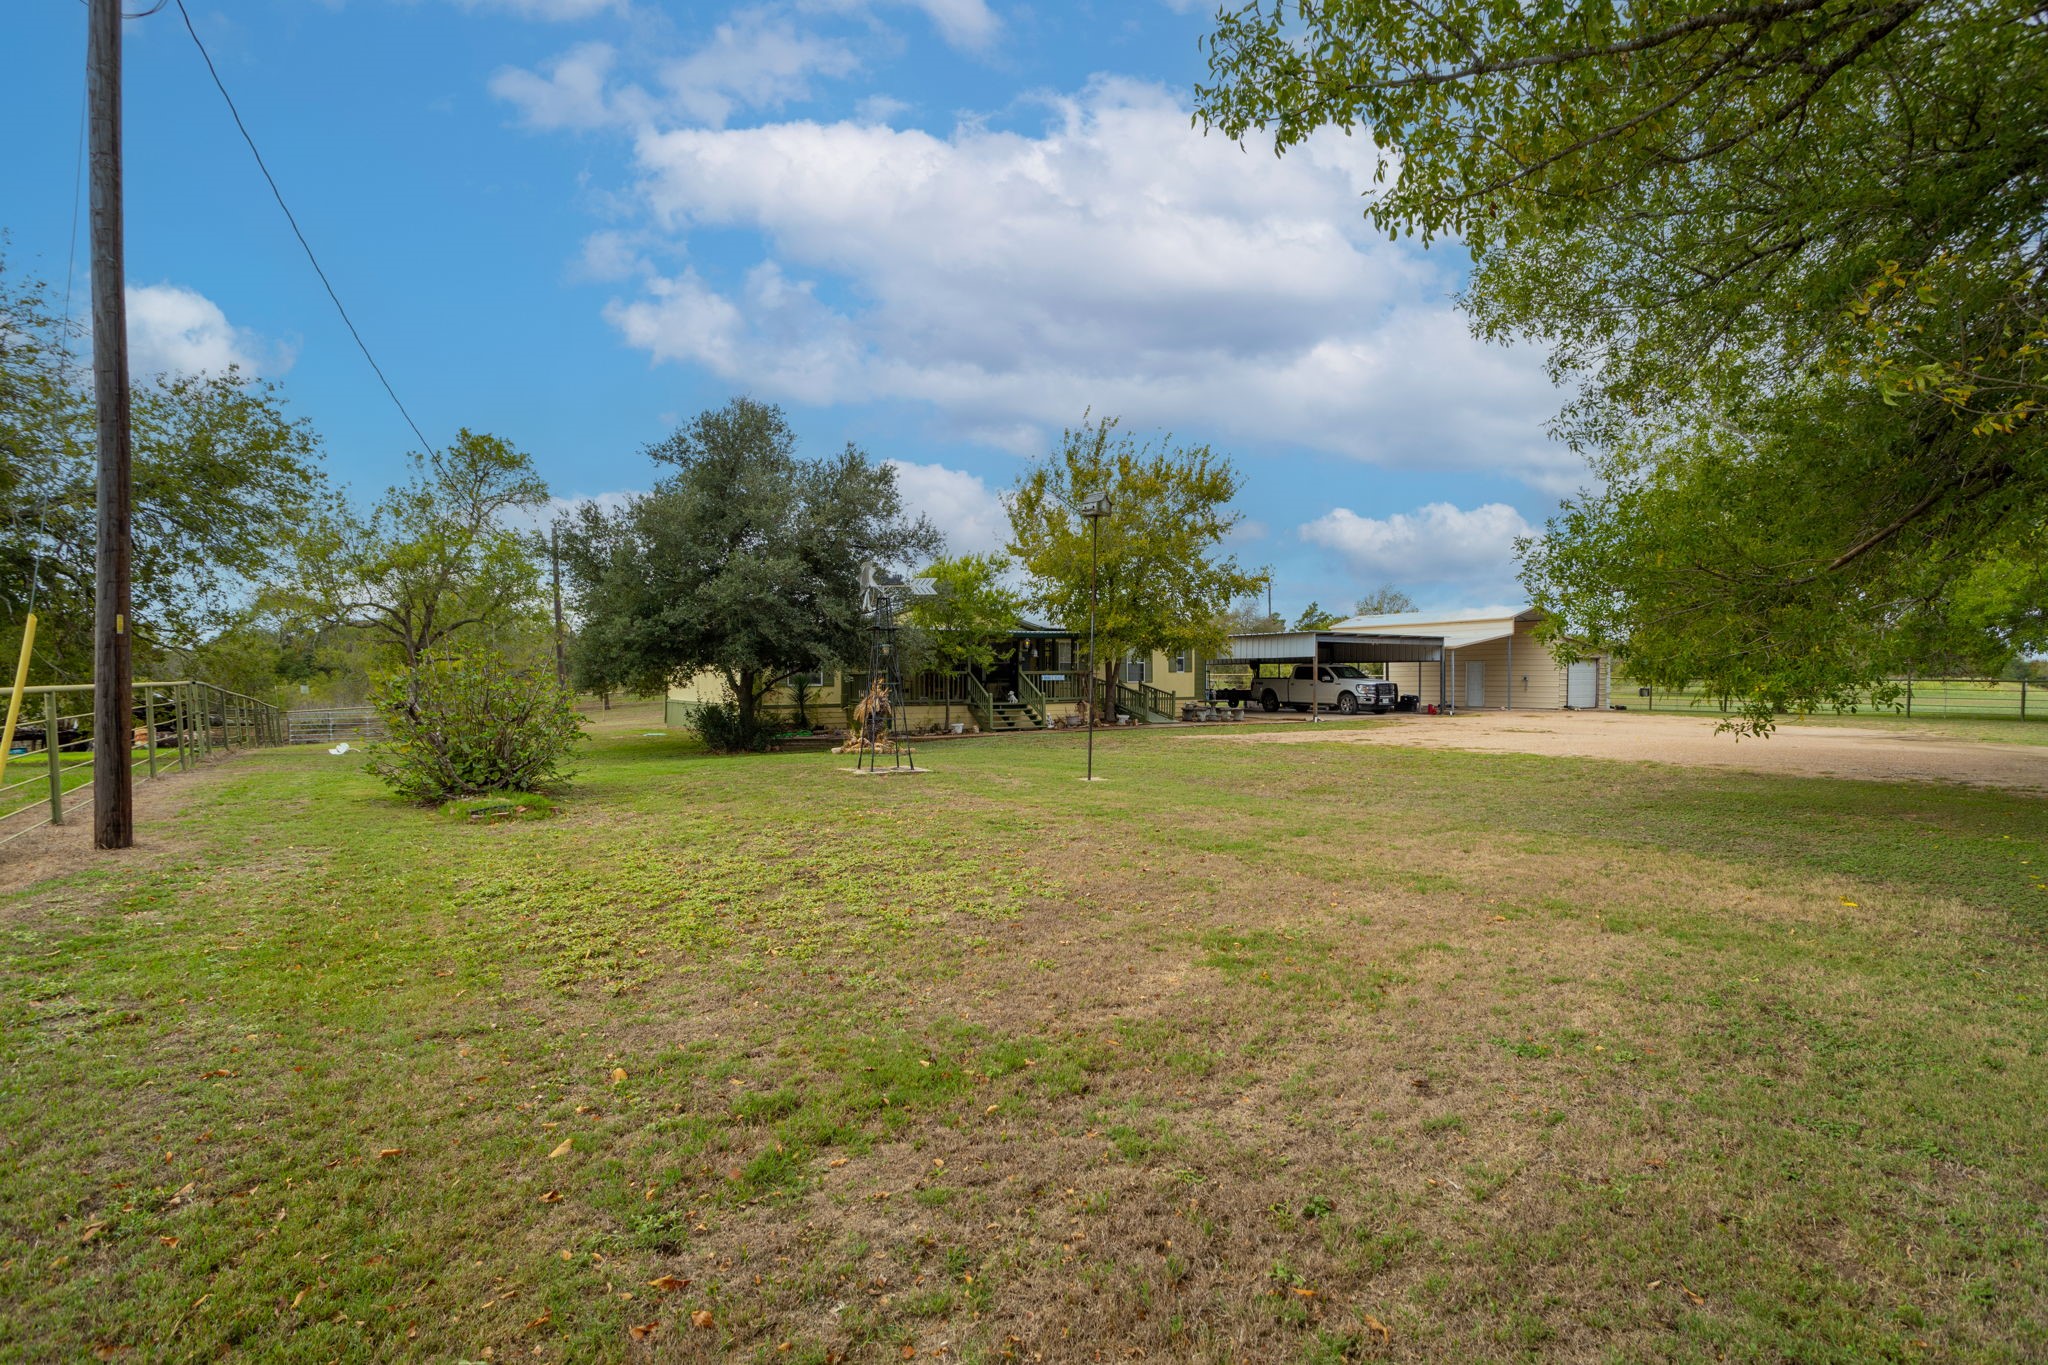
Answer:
1213;631;1449;718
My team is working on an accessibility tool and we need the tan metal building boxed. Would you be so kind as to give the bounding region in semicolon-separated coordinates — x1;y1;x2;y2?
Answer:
1333;606;1611;711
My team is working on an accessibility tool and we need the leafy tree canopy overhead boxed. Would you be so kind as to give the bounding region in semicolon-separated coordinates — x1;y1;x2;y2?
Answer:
901;553;1027;674
1;257;325;681
274;430;549;667
1199;2;2048;729
562;397;940;731
1008;415;1264;702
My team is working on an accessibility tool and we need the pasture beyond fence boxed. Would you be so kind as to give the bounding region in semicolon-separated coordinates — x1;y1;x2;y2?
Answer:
1634;676;2041;721
0;680;287;849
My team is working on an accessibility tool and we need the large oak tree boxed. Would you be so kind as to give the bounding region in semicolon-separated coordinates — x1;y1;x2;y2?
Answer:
562;398;940;733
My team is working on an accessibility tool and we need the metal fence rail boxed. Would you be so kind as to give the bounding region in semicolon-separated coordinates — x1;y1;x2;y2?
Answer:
0;679;287;847
287;707;387;744
1631;676;2039;721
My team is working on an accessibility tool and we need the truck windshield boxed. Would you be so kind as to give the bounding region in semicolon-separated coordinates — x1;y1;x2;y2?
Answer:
1326;666;1370;679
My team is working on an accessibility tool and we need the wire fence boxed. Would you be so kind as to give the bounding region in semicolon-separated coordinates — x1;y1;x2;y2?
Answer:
0;680;287;848
1628;676;2041;722
286;706;386;745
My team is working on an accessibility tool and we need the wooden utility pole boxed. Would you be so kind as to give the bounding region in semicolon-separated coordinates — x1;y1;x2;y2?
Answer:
549;522;568;688
89;0;136;850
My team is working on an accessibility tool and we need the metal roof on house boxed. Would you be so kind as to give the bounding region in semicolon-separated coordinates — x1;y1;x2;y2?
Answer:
1221;631;1446;664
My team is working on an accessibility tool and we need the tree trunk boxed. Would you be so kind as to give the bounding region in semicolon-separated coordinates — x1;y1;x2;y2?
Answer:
735;670;758;735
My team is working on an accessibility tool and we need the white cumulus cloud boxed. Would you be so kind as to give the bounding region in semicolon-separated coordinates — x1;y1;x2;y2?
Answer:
885;459;1009;555
1299;502;1536;588
124;283;283;378
493;12;862;132
599;78;1576;487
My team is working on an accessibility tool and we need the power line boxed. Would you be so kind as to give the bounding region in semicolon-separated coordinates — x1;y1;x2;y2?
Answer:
170;0;438;456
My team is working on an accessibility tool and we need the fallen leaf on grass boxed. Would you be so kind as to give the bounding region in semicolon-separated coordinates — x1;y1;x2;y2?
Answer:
648;1276;690;1292
548;1138;573;1159
690;1309;715;1330
1290;1287;1317;1299
610;1068;627;1085
628;1321;659;1341
79;1223;107;1244
900;1348;916;1361
290;1289;309;1310
1362;1314;1390;1343
1681;1284;1707;1305
523;1312;551;1331
158;1236;178;1248
538;1190;563;1204
377;1148;403;1159
200;1069;235;1079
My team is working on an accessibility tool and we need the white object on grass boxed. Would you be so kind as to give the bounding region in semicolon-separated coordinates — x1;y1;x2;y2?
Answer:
328;742;352;755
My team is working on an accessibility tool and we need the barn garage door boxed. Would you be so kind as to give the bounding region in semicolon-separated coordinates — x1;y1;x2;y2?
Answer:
1566;661;1599;709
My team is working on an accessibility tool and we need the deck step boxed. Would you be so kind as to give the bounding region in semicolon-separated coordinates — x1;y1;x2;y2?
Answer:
988;701;1041;731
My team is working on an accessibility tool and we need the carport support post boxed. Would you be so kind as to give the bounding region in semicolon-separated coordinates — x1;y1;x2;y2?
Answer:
1310;637;1320;724
143;687;156;778
1505;631;1514;710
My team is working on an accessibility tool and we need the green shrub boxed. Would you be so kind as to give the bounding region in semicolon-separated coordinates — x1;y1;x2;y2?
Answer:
366;654;585;803
688;698;773;753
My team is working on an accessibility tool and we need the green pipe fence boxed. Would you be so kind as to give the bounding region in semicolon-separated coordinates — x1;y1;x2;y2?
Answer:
1631;675;2039;722
0;679;287;847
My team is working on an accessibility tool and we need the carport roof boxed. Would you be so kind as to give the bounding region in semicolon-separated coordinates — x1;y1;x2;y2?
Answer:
1333;606;1542;650
1222;631;1445;664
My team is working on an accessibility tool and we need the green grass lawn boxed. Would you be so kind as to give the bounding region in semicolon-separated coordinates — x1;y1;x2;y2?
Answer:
3;706;2045;1363
1781;712;2048;747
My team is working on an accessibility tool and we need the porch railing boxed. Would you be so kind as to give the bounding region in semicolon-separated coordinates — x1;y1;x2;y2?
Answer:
843;669;976;706
1022;670;1086;703
964;674;995;732
1016;670;1048;726
1115;680;1176;722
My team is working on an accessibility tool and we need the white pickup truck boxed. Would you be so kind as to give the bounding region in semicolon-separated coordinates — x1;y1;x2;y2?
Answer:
1213;664;1398;715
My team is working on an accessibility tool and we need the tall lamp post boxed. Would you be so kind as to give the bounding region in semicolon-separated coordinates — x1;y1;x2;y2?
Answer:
1079;491;1112;781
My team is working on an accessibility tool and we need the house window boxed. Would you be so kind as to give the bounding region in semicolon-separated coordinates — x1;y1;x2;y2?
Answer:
1054;639;1074;672
788;666;827;689
1124;655;1150;684
1170;650;1189;673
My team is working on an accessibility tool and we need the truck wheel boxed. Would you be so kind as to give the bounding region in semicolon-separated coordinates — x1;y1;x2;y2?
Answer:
1337;693;1358;715
1260;690;1279;713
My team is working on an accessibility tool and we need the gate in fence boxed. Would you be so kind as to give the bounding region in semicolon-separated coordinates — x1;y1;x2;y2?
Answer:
286;707;387;745
0;680;286;849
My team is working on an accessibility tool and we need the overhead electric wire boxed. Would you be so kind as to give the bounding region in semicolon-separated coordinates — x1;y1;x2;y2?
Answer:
170;0;438;456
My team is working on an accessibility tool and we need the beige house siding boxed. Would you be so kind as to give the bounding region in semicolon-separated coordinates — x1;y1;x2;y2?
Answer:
1367;618;1607;711
664;668;846;727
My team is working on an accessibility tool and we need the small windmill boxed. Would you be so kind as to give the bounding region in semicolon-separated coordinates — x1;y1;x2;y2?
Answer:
850;561;936;774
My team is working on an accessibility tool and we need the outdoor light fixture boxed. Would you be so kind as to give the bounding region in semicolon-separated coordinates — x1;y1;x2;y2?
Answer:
1080;492;1113;781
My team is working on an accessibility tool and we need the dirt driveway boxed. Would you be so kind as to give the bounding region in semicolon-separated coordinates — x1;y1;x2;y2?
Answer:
1186;708;2048;795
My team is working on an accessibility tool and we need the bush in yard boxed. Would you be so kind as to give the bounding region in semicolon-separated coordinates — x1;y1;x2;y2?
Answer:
366;653;585;802
687;698;773;754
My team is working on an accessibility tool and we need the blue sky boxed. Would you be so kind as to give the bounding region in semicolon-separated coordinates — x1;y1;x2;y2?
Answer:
7;0;1583;618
